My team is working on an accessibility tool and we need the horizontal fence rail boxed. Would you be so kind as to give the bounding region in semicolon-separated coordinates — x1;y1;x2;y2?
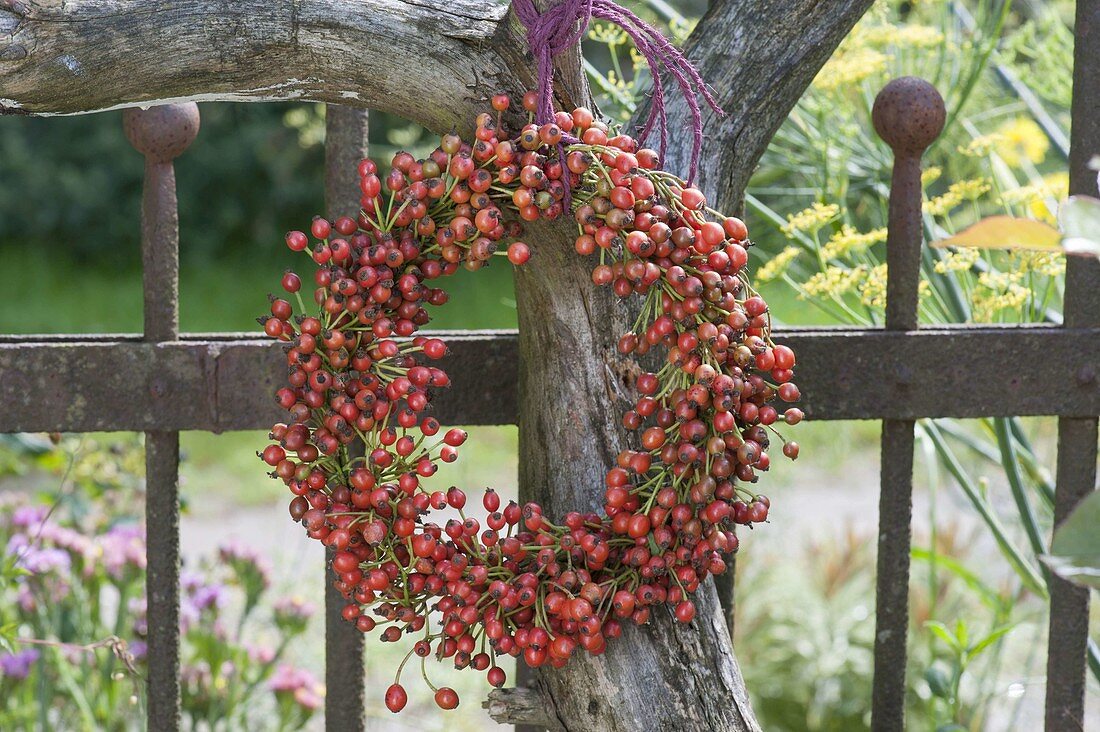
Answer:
1;326;1098;433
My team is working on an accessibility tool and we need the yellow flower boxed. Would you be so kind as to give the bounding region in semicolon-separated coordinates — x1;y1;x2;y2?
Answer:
923;178;987;216
800;266;866;299
857;264;888;308
895;24;946;47
781;202;840;237
933;248;980;273
1014;251;1066;277
999;185;1045;208
813;48;889;91
947;178;991;202
971;271;1030;321
924;190;962;216
921;166;943;187
756;246;801;283
1042;172;1069;198
1030;173;1068;223
822;225;888;259
860;24;944;48
996;117;1050;167
589;22;628;45
999;185;1053;223
959;134;1005;158
1001;173;1069;223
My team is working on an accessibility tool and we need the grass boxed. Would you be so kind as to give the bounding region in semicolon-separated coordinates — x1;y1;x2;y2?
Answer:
0;248;519;334
0;247;835;335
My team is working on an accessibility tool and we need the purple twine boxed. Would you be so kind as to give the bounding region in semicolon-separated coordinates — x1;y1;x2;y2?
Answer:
511;0;721;183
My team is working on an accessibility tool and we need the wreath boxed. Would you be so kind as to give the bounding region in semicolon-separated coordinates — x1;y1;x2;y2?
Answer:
258;91;802;712
258;1;802;713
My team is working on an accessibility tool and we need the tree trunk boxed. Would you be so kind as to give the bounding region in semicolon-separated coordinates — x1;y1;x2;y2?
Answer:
504;2;872;727
1;1;871;729
514;217;760;732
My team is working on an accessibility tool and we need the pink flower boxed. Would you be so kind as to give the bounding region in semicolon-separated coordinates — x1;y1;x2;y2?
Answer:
270;665;325;711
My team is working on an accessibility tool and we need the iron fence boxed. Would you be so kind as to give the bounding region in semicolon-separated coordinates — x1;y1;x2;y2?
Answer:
0;6;1097;729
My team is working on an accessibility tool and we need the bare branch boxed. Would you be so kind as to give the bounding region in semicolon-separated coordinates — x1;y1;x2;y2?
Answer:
636;0;874;211
0;0;517;127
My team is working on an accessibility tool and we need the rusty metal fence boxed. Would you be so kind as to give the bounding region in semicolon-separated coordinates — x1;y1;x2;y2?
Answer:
1;10;1098;731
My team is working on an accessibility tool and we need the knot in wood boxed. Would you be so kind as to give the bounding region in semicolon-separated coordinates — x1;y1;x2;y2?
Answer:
123;103;200;163
871;77;944;156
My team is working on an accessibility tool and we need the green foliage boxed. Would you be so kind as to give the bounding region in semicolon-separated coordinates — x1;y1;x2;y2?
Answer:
735;525;1026;731
0;104;324;263
923;620;1015;726
998;10;1075;110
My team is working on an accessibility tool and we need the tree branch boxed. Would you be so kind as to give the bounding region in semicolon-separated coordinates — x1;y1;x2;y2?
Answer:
485;686;567;730
639;0;874;213
0;0;517;126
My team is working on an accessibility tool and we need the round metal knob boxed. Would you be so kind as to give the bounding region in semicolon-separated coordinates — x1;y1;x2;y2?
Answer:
123;103;200;163
872;77;945;155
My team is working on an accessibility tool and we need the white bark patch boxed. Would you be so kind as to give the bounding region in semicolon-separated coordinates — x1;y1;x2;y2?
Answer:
0;98;22;110
58;55;85;76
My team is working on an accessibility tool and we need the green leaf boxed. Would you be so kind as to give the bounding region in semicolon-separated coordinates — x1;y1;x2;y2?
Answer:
925;665;953;699
1041;491;1100;589
1060;196;1100;258
966;625;1015;661
911;547;1004;610
0;622;18;653
926;621;961;652
931;215;1062;251
937;725;969;732
954;619;968;649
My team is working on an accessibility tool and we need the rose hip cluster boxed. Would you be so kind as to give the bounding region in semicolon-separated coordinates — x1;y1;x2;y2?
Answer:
258;92;802;713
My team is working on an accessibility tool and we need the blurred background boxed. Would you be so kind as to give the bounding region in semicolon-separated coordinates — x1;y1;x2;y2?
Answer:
0;0;1096;729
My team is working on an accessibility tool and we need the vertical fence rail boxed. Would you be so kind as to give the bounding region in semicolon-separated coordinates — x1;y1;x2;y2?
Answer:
1046;1;1100;728
123;103;200;732
868;78;945;732
323;105;370;732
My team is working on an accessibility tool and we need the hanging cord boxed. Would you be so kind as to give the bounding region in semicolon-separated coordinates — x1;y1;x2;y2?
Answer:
511;0;721;183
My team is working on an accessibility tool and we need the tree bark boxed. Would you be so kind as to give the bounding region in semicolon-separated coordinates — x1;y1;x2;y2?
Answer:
0;1;870;729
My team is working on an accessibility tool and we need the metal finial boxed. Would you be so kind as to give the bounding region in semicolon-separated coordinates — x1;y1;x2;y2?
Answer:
123;103;200;163
872;77;945;156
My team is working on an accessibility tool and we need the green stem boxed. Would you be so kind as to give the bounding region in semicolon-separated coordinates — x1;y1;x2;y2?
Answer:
992;418;1050;586
921;421;1047;597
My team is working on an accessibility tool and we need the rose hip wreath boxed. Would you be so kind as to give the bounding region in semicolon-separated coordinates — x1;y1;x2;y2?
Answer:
258;92;803;713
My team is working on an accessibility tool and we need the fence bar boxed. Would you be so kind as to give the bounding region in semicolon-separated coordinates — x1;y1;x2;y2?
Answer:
323;104;370;732
868;78;944;732
2;326;1099;432
123;103;199;732
1045;1;1100;727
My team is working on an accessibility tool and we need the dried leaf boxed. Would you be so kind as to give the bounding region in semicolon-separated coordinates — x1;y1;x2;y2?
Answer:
931;215;1062;251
